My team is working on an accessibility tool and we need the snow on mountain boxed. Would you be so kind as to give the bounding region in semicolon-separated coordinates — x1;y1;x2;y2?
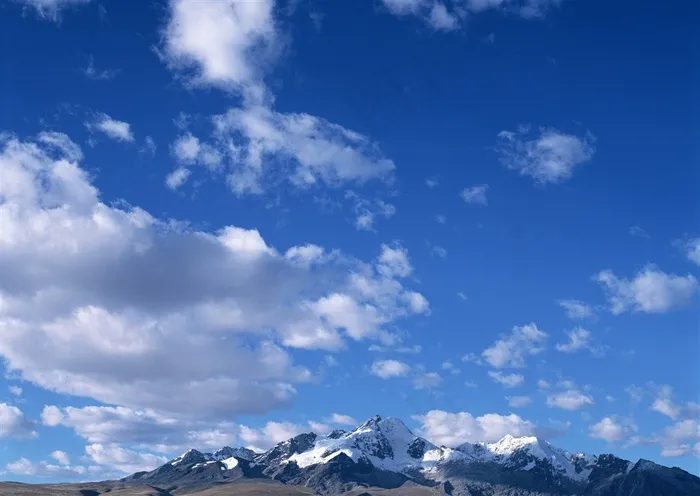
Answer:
170;446;256;471
213;446;256;462
282;415;462;475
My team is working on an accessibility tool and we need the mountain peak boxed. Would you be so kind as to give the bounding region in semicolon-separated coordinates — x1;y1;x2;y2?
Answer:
356;414;383;429
171;448;207;466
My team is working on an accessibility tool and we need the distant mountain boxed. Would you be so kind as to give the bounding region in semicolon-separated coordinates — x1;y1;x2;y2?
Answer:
119;414;700;495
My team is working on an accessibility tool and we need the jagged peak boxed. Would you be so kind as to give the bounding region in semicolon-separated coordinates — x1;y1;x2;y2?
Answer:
170;448;207;466
355;414;383;430
634;459;662;472
486;434;549;455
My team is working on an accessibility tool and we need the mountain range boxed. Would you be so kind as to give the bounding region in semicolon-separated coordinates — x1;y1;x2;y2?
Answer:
4;415;699;495
114;414;700;495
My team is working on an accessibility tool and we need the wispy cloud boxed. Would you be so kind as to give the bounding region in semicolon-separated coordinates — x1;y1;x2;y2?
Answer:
496;126;595;184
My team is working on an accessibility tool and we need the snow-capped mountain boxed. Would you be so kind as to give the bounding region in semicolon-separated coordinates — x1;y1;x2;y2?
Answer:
121;414;700;495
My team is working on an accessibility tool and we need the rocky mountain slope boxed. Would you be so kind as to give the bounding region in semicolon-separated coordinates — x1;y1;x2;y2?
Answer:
113;414;700;495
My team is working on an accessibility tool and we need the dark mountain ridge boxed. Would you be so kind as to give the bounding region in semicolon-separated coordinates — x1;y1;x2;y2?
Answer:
113;415;700;496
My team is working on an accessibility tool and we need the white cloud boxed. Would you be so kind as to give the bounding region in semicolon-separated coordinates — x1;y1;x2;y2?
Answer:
507;396;532;408
482;323;547;368
441;360;460;374
160;1;395;198
589;416;636;443
9;386;22;396
461;353;482;365
238;418;335;451
0;133;427;420
14;0;91;22
327;413;357;426
87;112;135;142
50;450;70;465
160;0;278;102
656;419;700;458
414;410;535;446
413;371;443;390
371;359;411;378
427;2;460;30
547;390;594;410
368;343;422;354
595;266;697;314
0;403;37;439
85;444;167;474
346;192;396;231
557;299;594;320
650;385;700;421
679;237;700;266
488;371;524;388
380;0;562;31
36;131;83;162
426;178;439;188
171;133;222;171
461;184;488;205
40;404;249;455
380;0;461;32
537;379;550;390
4;458;87;478
165;167;191;190
496;126;595;184
212;105;395;195
555;328;603;355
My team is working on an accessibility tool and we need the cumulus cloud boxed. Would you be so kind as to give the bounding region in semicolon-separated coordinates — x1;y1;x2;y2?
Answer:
371;359;411;378
461;185;488;205
589;416;636;443
0;132;427;420
555;328;603;356
160;0;278;102
238;416;356;452
346;192;396;231
496;126;595;184
4;458;88;478
595;266;697;314
557;299;594;320
327;413;357;426
650;385;700;422
414;410;536;446
678;237;700;266
482;323;547;368
165;167;191;190
13;0;91;22
212;105;395;196
0;403;37;439
50;451;70;465
488;371;524;388
85;444;167;474
86;112;135;142
655;419;700;457
9;386;22;396
547;390;594;410
159;1;395;198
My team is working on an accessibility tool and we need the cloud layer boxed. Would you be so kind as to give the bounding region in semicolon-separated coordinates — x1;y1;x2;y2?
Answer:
0;132;427;420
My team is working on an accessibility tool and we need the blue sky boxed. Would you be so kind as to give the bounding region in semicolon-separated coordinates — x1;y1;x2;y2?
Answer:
0;0;698;482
